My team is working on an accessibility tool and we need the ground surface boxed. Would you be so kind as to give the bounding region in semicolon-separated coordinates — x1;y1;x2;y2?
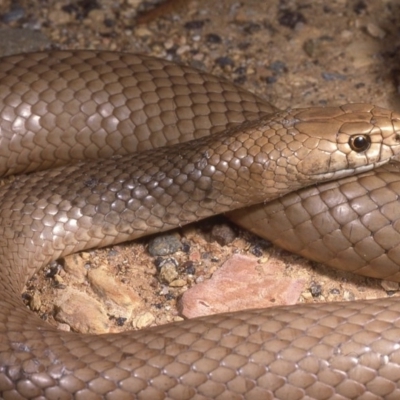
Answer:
1;0;400;333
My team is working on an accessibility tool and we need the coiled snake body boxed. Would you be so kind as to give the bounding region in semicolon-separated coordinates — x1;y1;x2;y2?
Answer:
2;51;400;399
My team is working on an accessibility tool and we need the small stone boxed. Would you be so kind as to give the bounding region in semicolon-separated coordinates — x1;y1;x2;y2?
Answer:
184;20;206;30
270;60;288;74
366;23;386;39
254;240;273;254
48;10;72;24
135;27;152;37
80;252;91;261
53;275;64;285
88;266;143;317
179;260;195;275
381;280;399;292
176;45;191;56
353;0;367;14
343;290;355;301
211;224;236;246
169;279;187;287
87;9;105;23
86;9;112;34
132;312;156;329
321;72;346;81
310;282;322;297
57;323;71;332
55;288;110;334
62;253;87;283
148;233;182;256
302;291;313;300
278;9;306;29
345;39;380;68
30;292;41;311
159;262;179;284
164;38;175;49
215;56;234;68
206;33;222;44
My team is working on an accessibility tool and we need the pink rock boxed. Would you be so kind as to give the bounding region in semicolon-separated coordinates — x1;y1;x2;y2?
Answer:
179;254;305;318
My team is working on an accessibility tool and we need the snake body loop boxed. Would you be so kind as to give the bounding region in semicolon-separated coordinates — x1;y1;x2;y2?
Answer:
2;51;400;399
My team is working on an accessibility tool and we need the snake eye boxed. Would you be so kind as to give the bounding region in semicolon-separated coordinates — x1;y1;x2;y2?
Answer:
349;134;371;152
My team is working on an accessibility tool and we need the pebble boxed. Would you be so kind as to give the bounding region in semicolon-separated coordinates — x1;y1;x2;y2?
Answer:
57;323;71;332
48;10;72;25
62;253;87;283
55;288;110;334
343;290;355;301
46;261;61;278
30;292;41;311
215;56;234;68
176;45;191;56
278;9;306;29
210;223;236;246
148;233;182;256
88;265;143;317
366;22;386;39
53;275;65;288
309;282;323;297
158;261;179;284
345;39;380;69
169;279;187;287
321;72;347;81
302;291;313;300
381;280;399;292
134;26;152;37
184;20;206;30
132;312;156;329
179;260;195;275
206;33;222;44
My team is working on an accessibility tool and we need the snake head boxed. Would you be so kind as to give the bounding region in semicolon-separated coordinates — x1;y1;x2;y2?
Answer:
292;104;400;182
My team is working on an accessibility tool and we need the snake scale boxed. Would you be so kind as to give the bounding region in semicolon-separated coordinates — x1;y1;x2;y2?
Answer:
2;50;400;399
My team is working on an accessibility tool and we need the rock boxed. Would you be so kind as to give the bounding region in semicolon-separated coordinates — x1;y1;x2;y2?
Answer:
55;288;110;334
88;265;143;318
179;254;305;318
381;280;399;292
169;279;187;287
62;253;87;283
48;10;72;24
210;223;236;245
148;233;182;256
158;260;179;284
132;312;156;329
366;22;386;39
30;292;41;311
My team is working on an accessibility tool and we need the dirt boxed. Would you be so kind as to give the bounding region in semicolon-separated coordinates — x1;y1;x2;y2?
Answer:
1;0;400;333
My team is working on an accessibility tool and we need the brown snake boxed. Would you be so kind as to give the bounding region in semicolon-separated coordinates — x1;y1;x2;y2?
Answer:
2;51;400;400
